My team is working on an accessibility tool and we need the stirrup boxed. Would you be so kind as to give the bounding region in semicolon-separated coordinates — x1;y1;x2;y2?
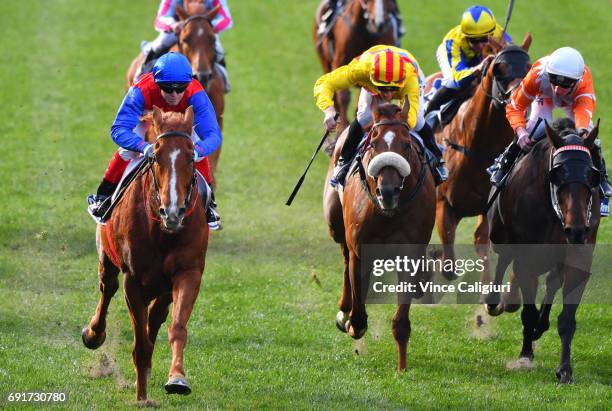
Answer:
86;195;110;224
206;204;222;231
330;161;350;188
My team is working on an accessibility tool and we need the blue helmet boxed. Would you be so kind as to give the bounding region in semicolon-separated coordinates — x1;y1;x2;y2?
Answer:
152;52;193;85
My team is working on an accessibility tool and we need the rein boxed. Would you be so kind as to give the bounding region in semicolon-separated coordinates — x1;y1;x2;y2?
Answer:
145;131;198;222
355;120;428;216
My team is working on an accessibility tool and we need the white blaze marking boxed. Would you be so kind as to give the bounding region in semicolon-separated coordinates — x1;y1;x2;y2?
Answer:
169;149;180;213
383;131;395;149
197;27;204;37
375;0;384;27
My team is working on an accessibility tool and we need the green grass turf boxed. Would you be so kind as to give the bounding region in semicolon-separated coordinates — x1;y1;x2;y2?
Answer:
0;0;610;409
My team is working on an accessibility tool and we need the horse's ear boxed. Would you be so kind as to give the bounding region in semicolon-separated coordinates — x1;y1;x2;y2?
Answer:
488;35;502;54
371;96;381;121
520;32;532;52
205;4;221;21
175;3;188;21
544;120;563;148
584;119;600;149
400;96;410;122
184;106;194;128
152;105;163;126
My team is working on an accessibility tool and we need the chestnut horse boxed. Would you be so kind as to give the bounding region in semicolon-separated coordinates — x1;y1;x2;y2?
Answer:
487;119;601;383
429;35;532;291
127;3;225;187
323;98;436;371
82;106;208;401
314;0;396;130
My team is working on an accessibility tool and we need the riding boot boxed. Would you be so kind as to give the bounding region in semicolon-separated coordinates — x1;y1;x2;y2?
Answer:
489;141;522;187
419;123;447;185
390;1;405;38
206;191;222;231
330;119;363;187
318;0;337;35
592;140;612;197
425;86;460;115
87;178;118;219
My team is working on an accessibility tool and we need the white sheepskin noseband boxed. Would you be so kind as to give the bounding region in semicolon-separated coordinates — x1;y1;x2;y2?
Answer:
367;151;411;178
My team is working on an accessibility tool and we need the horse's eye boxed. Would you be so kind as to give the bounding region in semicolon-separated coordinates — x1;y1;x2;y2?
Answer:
370;141;376;149
403;141;411;150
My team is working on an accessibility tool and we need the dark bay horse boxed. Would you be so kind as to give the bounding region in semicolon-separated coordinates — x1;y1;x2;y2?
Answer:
487;119;601;383
82;106;208;401
323;98;436;371
429;34;532;291
127;3;225;188
314;0;396;130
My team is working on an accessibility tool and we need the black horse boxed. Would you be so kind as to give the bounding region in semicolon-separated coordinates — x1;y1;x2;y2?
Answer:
487;118;601;383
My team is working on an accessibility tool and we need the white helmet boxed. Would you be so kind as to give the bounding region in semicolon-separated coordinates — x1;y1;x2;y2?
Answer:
546;47;585;81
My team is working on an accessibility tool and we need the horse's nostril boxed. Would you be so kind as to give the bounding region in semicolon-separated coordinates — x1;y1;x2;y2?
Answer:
159;208;167;217
393;187;401;195
376;188;381;196
178;207;186;217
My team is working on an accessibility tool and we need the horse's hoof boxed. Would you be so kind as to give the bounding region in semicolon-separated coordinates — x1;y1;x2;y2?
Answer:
164;375;191;395
503;303;521;313
82;327;106;350
484;303;504;317
556;368;573;384
347;322;367;340
335;311;348;333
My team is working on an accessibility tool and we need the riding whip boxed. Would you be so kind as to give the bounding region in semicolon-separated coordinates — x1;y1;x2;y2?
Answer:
501;0;516;40
286;113;339;206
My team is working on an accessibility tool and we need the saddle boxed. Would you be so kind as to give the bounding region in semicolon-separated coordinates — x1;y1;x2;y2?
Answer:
438;87;474;128
89;157;211;224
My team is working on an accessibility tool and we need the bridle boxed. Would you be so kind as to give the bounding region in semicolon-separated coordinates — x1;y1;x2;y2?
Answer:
177;15;217;78
356;119;428;216
480;46;530;108
146;131;198;221
548;143;600;229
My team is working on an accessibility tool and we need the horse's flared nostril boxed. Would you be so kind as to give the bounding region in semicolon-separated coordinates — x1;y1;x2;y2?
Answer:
178;207;186;218
564;227;587;244
159;208;167;218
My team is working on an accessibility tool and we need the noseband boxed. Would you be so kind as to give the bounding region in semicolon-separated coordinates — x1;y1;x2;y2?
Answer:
147;131;198;220
355;120;427;215
549;144;600;228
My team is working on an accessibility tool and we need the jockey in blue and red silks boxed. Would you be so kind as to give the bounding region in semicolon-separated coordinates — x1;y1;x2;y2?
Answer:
141;0;233;91
88;52;223;229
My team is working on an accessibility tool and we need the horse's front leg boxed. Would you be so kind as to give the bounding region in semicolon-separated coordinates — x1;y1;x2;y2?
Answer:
346;251;368;339
436;198;460;280
533;268;562;340
336;242;352;332
484;249;511;316
474;214;491;288
556;267;590;384
165;270;202;395
147;293;173;347
516;268;539;366
124;276;153;401
82;254;120;349
392;303;411;372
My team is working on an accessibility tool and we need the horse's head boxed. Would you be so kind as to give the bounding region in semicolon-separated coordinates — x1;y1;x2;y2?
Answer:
175;3;220;89
546;118;600;244
361;0;391;34
484;33;532;108
365;97;413;211
144;106;197;232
